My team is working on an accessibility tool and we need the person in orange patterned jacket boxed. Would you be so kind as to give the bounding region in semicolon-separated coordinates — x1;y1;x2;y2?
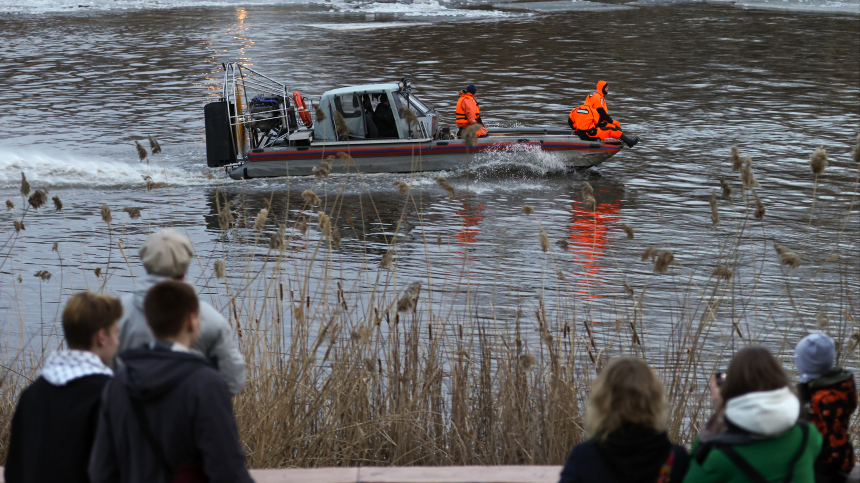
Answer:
795;333;858;483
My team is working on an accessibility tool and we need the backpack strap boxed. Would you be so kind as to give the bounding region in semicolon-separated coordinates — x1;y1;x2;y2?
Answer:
782;423;810;483
716;423;810;483
718;446;770;483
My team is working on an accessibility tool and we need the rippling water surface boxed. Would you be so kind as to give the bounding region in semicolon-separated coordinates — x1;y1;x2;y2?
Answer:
0;2;858;360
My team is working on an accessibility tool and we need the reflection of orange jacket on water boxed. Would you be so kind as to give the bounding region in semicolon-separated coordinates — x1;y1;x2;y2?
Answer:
455;92;489;137
567;104;623;141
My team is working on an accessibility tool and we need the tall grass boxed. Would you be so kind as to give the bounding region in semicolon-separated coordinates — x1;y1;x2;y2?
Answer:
1;137;858;468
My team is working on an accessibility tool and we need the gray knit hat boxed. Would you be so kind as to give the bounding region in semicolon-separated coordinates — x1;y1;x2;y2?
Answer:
795;332;835;383
139;229;194;278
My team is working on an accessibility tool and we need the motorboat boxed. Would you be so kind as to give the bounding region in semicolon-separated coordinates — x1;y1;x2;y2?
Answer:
204;63;625;179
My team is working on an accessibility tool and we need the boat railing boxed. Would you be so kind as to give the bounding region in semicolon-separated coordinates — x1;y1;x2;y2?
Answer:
220;62;316;151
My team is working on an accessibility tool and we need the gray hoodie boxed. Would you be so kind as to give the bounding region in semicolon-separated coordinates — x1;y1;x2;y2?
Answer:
117;274;246;395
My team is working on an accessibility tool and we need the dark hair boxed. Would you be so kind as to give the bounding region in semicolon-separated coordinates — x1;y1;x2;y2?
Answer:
63;291;123;349
720;346;790;406
143;280;199;338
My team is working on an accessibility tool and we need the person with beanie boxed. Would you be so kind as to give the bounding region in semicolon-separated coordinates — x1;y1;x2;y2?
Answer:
116;228;246;395
455;84;488;139
796;333;858;483
684;346;822;483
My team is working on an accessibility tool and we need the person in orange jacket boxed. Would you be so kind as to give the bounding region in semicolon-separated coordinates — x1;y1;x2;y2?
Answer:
568;80;639;148
455;84;489;138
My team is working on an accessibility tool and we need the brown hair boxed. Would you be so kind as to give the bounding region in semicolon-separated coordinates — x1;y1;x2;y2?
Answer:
143;280;199;338
720;346;789;407
585;357;666;439
62;291;122;349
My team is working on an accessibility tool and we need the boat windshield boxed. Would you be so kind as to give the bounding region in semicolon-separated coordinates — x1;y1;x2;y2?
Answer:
409;96;430;116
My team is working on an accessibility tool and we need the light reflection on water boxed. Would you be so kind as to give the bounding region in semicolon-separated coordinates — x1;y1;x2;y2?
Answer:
0;4;857;369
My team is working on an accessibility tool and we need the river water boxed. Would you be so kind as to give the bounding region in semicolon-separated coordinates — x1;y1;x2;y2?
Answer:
0;0;858;367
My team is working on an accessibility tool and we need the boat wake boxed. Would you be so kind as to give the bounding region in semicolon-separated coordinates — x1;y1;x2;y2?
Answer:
469;144;573;179
0;148;213;190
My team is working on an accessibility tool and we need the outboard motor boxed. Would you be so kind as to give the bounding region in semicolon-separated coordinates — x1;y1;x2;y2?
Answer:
204;100;237;168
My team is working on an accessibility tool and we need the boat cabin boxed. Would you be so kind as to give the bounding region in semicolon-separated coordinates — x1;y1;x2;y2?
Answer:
313;83;439;142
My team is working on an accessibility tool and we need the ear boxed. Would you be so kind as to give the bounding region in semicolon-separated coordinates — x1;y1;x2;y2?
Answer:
92;328;107;349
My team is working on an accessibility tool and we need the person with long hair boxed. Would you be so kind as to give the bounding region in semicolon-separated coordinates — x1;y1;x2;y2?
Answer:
684;346;823;482
559;357;690;483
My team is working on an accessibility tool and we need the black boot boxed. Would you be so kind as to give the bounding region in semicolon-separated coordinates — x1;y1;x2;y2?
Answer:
620;134;639;148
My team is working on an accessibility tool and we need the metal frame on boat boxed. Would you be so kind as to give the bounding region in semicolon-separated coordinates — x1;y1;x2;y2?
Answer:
204;63;624;179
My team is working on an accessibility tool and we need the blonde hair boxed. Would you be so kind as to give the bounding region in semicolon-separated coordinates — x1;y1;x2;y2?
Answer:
585;357;667;439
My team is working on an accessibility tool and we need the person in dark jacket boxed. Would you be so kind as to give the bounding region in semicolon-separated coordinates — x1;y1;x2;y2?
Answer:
795;333;858;483
88;280;253;483
374;94;399;138
5;291;123;483
559;357;690;483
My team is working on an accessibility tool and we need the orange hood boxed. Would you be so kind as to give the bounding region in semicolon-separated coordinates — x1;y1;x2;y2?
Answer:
596;80;608;96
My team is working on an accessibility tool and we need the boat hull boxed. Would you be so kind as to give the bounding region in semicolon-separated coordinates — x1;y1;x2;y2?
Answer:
228;134;622;179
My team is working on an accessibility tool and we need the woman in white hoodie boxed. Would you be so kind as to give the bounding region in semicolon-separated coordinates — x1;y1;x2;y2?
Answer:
684;347;823;483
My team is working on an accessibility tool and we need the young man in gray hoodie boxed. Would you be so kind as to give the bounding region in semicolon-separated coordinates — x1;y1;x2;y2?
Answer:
117;228;246;395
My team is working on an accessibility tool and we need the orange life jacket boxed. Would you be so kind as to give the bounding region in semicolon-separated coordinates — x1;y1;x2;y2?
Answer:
569;105;598;131
584;80;608;114
456;92;480;128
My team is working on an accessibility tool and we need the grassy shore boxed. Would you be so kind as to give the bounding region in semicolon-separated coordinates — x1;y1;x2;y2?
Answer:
1;138;858;468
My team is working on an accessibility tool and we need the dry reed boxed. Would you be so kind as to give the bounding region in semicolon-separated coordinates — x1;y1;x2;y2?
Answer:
148;136;162;155
2;135;859;471
720;179;732;197
730;146;742;172
394;181;410;195
301;189;321;207
522;205;535;215
334;111;349;139
122;207;141;219
20;172;29;197
740;157;759;189
753;191;765;221
435;177;455;198
809;146;828;176
315;106;327;122
135;141;147;161
539;228;550;252
52;196;63;212
99;204;112;225
709;190;719;226
28;190;47;210
621;224;634;239
254;208;268;232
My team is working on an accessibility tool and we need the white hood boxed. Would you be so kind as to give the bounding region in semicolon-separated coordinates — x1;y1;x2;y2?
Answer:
725;386;800;436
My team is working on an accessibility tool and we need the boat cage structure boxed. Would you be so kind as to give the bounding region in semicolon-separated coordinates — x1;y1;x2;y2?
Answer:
205;62;317;168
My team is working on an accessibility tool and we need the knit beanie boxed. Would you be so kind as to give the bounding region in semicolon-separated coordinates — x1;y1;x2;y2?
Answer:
466;84;477;95
139;229;195;278
795;332;835;383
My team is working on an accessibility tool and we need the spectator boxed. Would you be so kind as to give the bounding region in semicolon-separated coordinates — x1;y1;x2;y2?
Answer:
89;280;253;483
117;228;246;395
559;357;690;483
684;346;823;483
5;292;122;483
795;333;857;483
